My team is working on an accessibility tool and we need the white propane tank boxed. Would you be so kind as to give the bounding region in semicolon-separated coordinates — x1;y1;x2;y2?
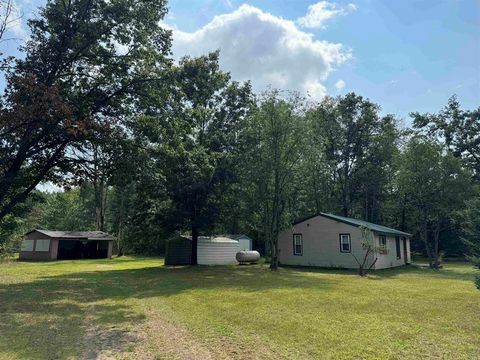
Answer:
236;250;260;264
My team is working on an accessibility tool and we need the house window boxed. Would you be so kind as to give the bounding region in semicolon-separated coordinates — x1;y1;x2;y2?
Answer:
379;235;387;254
21;240;34;252
339;234;351;253
35;239;51;252
293;234;303;256
395;236;401;259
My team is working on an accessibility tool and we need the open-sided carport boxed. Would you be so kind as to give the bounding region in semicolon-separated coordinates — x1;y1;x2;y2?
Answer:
20;229;113;261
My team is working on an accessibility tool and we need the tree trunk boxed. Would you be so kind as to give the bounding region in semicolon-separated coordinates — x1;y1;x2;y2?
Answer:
400;195;406;231
100;179;107;231
191;225;198;265
422;221;434;268
0;141;67;222
116;222;124;257
432;222;441;270
342;187;349;217
93;147;106;232
269;238;279;271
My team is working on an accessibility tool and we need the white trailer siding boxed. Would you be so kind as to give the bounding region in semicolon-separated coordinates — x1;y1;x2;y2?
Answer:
406;238;411;263
197;237;239;265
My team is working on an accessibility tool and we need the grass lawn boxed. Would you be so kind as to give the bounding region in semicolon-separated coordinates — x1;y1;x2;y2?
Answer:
0;257;479;360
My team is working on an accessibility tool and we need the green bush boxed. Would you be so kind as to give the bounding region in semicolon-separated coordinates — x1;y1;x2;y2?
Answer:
467;255;480;269
475;275;480;290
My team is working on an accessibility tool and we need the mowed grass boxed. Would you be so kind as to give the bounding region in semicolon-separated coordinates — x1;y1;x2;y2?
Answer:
0;257;479;360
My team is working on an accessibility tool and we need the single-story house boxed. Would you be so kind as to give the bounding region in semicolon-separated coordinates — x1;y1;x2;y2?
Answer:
19;229;114;261
278;213;411;269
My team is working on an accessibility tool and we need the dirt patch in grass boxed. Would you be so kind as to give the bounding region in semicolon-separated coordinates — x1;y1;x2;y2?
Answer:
81;304;139;360
128;305;276;360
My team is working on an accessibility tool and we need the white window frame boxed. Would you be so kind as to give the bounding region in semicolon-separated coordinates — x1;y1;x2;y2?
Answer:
293;234;303;256
379;235;388;254
339;234;351;253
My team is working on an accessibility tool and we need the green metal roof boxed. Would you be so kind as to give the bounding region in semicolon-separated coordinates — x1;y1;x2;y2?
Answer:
294;213;411;237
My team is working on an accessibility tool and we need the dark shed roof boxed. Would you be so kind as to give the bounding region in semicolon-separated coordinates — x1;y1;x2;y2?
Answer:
294;213;411;237
26;229;114;240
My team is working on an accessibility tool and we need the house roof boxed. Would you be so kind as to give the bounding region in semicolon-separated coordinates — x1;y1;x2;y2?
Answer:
294;213;411;237
27;229;114;240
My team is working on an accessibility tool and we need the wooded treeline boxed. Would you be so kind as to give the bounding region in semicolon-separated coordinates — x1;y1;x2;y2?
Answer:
0;0;479;269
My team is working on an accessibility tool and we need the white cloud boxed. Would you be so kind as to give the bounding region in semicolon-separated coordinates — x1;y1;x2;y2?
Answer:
297;1;356;29
335;79;346;90
169;4;352;100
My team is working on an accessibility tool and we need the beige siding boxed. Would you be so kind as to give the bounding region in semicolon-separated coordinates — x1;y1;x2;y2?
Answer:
278;215;411;270
278;215;374;269
373;235;406;269
406;238;411;263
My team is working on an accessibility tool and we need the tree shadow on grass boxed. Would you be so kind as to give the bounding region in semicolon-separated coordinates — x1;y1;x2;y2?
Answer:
2;261;473;359
364;263;476;281
279;262;476;282
0;264;337;359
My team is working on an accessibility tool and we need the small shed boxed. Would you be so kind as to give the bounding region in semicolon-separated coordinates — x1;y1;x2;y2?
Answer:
19;230;114;261
165;235;192;265
225;234;253;251
197;236;240;265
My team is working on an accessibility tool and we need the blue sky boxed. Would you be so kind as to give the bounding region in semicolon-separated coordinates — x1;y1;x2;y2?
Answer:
3;0;479;122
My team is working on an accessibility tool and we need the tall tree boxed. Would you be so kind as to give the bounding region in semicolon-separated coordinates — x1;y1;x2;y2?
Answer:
413;96;480;179
398;136;473;268
71;128;126;231
244;91;306;270
306;93;398;220
0;0;171;222
457;194;480;260
136;52;252;264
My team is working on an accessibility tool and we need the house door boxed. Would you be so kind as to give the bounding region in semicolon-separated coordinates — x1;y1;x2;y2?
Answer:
402;237;408;264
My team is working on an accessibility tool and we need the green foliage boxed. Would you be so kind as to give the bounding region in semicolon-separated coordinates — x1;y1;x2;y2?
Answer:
0;0;171;222
457;195;480;258
475;274;480;290
0;0;478;264
351;226;378;276
413;95;480;178
242;90;307;269
304;94;401;222
0;193;44;255
34;188;96;231
468;256;480;269
397;136;474;267
130;52;253;261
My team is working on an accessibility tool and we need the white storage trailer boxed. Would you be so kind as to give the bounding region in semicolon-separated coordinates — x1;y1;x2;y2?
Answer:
197;237;240;265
